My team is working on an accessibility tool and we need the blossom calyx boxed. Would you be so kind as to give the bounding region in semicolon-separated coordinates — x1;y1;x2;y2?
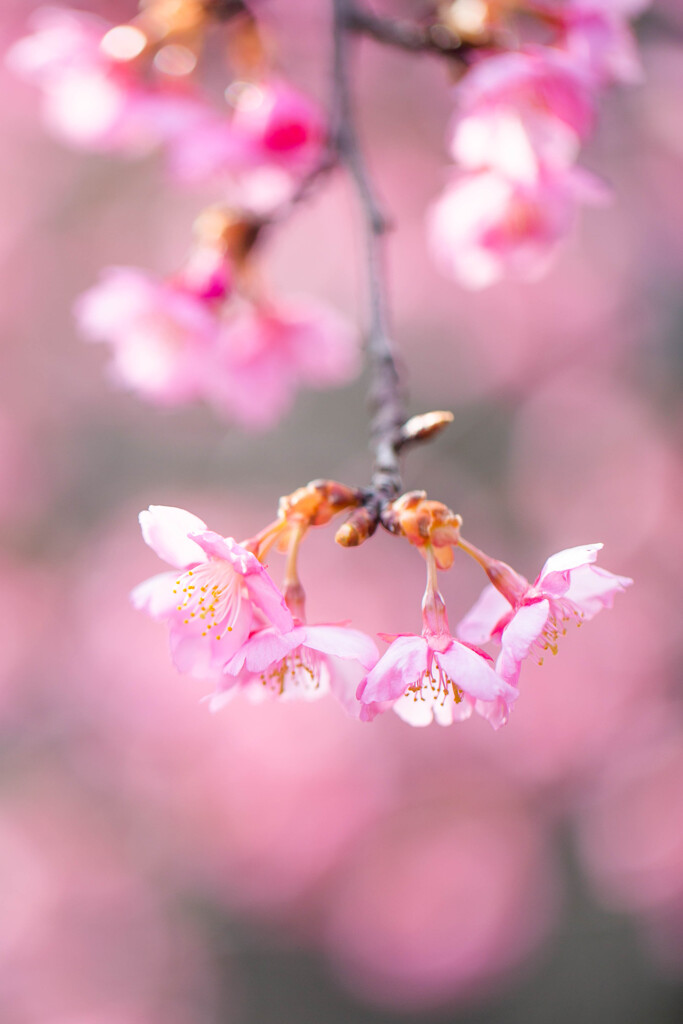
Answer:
192;205;262;267
384;492;462;568
278;479;362;530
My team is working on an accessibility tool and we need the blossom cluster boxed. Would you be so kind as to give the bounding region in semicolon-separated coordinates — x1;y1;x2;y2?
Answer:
133;487;631;728
429;0;650;287
9;2;356;427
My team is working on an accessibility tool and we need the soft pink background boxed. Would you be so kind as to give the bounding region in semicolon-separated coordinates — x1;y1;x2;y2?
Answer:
0;2;681;1023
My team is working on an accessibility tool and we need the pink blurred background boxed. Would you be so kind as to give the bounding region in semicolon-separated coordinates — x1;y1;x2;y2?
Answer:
1;1;682;1022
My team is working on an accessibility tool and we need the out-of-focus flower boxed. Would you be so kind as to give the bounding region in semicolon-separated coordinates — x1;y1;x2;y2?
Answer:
428;166;607;289
458;542;632;684
131;505;292;678
0;787;216;1023
211;621;379;710
6;7;204;154
208;298;361;430
577;711;683;968
74;266;221;405
555;3;645;85
324;791;557;1009
451;49;594;183
168;77;326;197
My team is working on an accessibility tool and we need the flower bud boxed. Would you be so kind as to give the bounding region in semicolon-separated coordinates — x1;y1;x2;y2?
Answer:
278;479;362;529
385;493;462;566
335;506;378;547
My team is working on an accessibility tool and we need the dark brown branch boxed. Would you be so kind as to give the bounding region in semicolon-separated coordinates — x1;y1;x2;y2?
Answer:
331;0;407;506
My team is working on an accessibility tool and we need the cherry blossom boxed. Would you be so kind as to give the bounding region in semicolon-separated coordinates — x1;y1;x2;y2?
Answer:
210;621;379;710
451;48;595;183
551;0;652;85
131;505;293;678
6;7;204;154
458;542;633;685
74;267;221;405
428;166;608;289
207;299;361;429
167;77;326;201
357;568;517;728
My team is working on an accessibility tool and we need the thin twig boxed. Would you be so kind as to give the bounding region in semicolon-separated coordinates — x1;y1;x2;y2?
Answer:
331;0;407;506
346;3;471;60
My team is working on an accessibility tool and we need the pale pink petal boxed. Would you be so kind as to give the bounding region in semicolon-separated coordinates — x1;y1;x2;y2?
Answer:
457;584;513;644
129;570;180;620
496;599;551;685
564;564;633;618
358;636;428;704
243;568;294;634
170;609;250;676
302;625;379;670
539;542;603;580
435;642;515;703
139;506;208;568
225;626;301;675
475;695;514;730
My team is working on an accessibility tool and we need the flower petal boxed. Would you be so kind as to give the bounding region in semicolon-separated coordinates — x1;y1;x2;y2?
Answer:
225;625;300;675
496;599;551;685
358;635;428;704
457;584;513;644
565;564;633;619
538;542;603;585
302;625;379;670
139;505;208;568
436;640;515;702
129;570;179;619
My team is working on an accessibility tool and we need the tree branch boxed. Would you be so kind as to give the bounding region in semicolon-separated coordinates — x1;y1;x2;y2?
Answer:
331;0;407;507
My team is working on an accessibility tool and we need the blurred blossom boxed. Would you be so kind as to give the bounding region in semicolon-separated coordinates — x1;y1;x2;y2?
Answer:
578;711;683;915
209;298;362;430
6;6;204;154
508;373;676;559
75;266;221;405
0;785;218;1022
169;77;326;198
428;167;607;289
450;49;595;183
323;789;558;1009
0;558;58;724
76;267;360;426
556;1;647;85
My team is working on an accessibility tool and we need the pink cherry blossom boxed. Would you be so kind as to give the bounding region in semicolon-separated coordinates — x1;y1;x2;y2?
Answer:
451;49;595;183
357;630;516;728
131;505;293;678
207;298;361;429
210;621;379;711
74;266;220;405
458;543;632;685
554;2;646;85
6;7;203;154
428;166;608;289
167;78;326;197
